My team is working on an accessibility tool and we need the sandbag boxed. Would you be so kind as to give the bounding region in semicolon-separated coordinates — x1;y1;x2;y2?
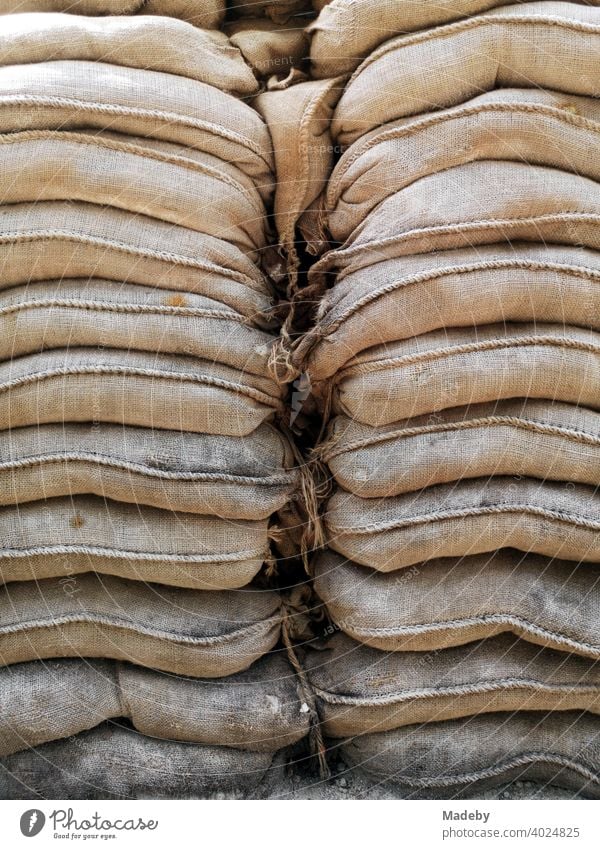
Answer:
310;0;600;77
229;0;310;23
0;347;284;436
0;14;257;94
0;0;226;26
325;478;600;570
332;1;600;145
341;712;600;798
331;323;600;426
0;573;281;675
0;654;308;756
306;633;600;738
0;725;273;800
313;550;600;655
322;401;600;497
302;244;600;380
0;495;270;589
140;0;225;27
0;422;297;519
255;78;341;282
0;279;276;364
0;62;273;187
225;18;308;78
316;162;600;270
0;202;273;321
0;132;266;253
328;89;600;241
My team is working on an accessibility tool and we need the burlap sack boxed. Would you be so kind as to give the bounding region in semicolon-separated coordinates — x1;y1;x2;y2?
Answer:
316;162;600;270
0;0;226;26
302;244;600;381
0;14;257;95
0;574;282;675
255;78;342;282
0;653;308;756
325;477;600;570
332;1;600;145
0;62;273;187
0;132;266;254
322;401;600;497
0;422;297;519
0;347;284;436
341;712;600;798
313;550;600;655
306;633;600;738
0;203;273;321
331;323;600;426
0;494;270;589
310;0;600;78
0;725;274;800
0;279;276;365
229;0;310;23
328;89;600;241
225;18;308;78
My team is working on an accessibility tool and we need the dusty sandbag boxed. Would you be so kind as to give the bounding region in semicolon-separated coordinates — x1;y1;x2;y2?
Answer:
316;161;600;269
0;0;143;12
225;18;308;78
0;133;266;254
325;477;600;570
255;77;341;284
0;573;281;675
332;1;600;146
0;14;257;95
0;347;284;436
0;62;273;187
301;244;600;381
313;549;600;655
0;202;273;321
0;654;308;756
306;633;600;738
0;725;273;800
310;0;600;78
328;89;600;241
140;0;225;27
229;0;310;24
0;279;276;365
0;422;298;519
331;323;600;426
0;494;270;589
341;712;600;799
322;401;600;497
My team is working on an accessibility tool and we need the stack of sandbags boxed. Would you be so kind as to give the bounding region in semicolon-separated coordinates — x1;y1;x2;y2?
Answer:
0;0;226;27
0;11;310;796
290;0;600;795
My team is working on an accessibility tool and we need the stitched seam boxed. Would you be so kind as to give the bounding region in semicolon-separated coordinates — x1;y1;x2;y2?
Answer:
0;299;248;323
0;544;269;563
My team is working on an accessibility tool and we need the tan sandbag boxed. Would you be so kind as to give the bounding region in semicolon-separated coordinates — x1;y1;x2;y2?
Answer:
333;1;600;145
0;14;256;95
0;573;281;676
0;725;274;800
0;347;284;436
0;0;143;12
325;478;600;570
306;633;600;738
310;0;600;78
0;653;308;756
255;77;341;282
0;422;298;519
0;202;273;320
331;323;600;426
316;161;600;272
225;18;308;78
0;62;273;187
0;279;276;364
341;712;600;798
313;549;600;655
328;89;600;241
302;244;600;380
322;401;600;497
0;131;266;253
141;0;225;27
0;495;269;590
